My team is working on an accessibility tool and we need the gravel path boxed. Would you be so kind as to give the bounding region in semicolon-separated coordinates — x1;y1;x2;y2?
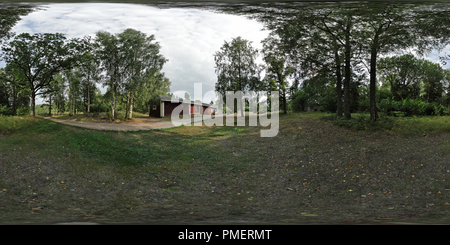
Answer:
42;116;205;131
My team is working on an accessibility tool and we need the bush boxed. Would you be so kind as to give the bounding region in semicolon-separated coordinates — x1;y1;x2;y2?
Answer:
291;90;308;112
433;103;450;116
223;106;233;114
0;105;14;116
318;86;337;113
16;107;30;116
378;97;450;117
378;97;399;114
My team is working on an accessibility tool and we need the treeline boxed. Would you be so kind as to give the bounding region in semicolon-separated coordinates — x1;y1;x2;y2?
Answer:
0;6;170;120
217;2;450;120
291;54;450;116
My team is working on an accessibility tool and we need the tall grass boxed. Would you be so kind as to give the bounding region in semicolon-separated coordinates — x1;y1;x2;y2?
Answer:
392;116;450;135
324;112;450;136
0;115;38;133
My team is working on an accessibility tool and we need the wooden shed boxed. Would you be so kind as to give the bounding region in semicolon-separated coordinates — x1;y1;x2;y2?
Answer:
149;96;216;118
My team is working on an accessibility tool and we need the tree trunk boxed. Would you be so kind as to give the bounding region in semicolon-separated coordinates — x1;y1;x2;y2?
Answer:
369;35;379;121
30;92;36;116
238;49;244;117
12;85;17;115
111;93;115;121
344;15;352;120
125;91;130;120
48;93;52;116
334;41;343;118
283;88;287;114
111;80;116;121
72;95;74;115
87;82;90;117
129;91;134;119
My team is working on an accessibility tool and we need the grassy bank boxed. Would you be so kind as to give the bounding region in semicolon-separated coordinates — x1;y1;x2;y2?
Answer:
1;113;450;223
324;112;450;136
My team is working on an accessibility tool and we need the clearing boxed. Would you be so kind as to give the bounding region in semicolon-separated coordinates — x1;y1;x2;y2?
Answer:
1;112;450;224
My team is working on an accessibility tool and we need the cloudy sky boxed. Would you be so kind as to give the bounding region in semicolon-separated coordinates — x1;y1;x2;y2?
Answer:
4;2;270;104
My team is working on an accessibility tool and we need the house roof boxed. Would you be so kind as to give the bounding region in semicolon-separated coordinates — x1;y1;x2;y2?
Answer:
160;95;216;108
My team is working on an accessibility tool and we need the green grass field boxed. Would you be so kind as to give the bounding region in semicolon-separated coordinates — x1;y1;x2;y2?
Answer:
1;112;450;224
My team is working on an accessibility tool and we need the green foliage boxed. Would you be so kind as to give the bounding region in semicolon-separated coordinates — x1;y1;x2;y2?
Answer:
223;106;233;114
0;4;37;42
15;106;30;116
95;29;169;119
2;32;88;116
318;85;338;113
378;54;448;103
214;36;260;116
0;105;13;116
290;90;308;112
378;97;450;117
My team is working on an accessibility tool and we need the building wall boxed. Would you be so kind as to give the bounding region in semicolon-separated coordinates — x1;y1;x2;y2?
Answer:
164;102;190;117
150;100;215;118
149;103;161;117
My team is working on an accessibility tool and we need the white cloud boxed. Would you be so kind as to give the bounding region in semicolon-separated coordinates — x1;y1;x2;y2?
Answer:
8;3;270;104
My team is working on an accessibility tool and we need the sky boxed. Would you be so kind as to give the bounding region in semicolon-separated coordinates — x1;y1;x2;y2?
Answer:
4;2;270;105
2;2;450;105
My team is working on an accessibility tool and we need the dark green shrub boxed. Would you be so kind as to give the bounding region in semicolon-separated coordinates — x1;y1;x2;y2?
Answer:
291;90;308;112
16;107;30;116
379;97;450;117
318;86;337;113
0;105;13;116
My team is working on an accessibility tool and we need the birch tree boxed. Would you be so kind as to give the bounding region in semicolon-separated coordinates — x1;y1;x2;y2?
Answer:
214;36;259;117
95;31;122;120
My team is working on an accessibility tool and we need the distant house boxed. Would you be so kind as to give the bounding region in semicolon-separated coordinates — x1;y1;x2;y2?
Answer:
149;95;216;118
305;101;319;112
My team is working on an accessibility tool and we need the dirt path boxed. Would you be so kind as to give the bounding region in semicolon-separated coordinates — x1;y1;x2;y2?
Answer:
42;116;201;131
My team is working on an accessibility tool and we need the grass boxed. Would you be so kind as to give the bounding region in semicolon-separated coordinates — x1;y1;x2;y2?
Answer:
1;112;450;224
323;112;450;136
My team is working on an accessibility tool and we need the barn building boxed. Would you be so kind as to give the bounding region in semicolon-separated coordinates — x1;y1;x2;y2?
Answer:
149;96;216;118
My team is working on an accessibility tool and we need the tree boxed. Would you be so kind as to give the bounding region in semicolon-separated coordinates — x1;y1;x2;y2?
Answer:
77;39;100;117
378;54;448;104
377;54;424;100
305;6;363;119
262;36;295;114
1;33;87;116
217;2;450;121
421;60;447;103
0;4;37;44
184;91;191;101
0;63;30;115
51;73;66;115
118;28;168;119
40;72;65;115
95;31;122;120
64;67;82;116
214;36;259;117
95;29;168;120
137;70;171;114
235;4;362;119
